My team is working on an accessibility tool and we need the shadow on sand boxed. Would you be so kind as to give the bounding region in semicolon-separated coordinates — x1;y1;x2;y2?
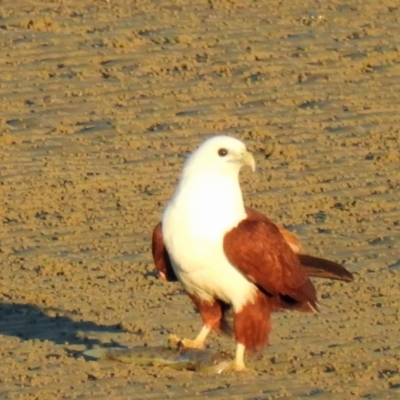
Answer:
0;302;125;350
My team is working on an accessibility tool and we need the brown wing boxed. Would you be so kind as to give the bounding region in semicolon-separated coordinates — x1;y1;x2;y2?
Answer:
298;254;354;282
245;207;353;282
151;223;178;282
223;217;318;310
278;227;304;254
245;207;304;254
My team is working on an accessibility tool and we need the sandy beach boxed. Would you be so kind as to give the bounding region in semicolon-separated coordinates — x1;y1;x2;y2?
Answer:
0;0;399;398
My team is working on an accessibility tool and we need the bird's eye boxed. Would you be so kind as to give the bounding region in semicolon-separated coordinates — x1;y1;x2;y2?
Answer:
218;148;228;157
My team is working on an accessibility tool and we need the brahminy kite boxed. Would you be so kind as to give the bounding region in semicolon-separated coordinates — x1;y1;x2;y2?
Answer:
152;135;353;371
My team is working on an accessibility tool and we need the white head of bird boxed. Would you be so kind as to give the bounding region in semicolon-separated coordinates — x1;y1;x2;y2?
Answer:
181;135;255;182
164;135;255;248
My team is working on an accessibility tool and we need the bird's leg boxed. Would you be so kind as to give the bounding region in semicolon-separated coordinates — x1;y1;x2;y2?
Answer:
181;325;211;348
169;296;225;349
213;343;247;373
228;291;272;372
169;325;211;349
234;343;246;371
216;343;247;374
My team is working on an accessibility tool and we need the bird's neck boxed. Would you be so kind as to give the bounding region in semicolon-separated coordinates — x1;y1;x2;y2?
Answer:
175;173;247;234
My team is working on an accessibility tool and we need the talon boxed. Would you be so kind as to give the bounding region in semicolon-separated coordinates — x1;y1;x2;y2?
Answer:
167;334;182;349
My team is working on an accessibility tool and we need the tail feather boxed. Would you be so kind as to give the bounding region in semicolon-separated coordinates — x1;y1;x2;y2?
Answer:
298;254;353;282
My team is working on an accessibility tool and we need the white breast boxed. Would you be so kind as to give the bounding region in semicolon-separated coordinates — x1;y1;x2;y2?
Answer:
162;174;256;311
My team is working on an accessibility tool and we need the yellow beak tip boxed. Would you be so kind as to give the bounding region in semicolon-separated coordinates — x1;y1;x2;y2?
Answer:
242;151;256;172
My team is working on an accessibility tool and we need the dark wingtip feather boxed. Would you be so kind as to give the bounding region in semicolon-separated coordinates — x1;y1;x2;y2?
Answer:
298;254;354;282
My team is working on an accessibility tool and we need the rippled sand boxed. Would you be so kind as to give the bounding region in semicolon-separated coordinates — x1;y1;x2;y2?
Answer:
1;0;399;398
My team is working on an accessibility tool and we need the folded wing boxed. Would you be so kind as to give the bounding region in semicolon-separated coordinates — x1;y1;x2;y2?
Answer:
245;207;353;283
223;216;318;312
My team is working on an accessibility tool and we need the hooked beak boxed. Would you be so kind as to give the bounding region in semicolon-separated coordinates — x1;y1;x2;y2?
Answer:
241;150;256;172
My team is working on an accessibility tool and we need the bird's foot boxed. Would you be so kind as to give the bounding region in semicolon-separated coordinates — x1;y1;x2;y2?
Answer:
168;334;205;350
209;360;250;374
228;360;247;372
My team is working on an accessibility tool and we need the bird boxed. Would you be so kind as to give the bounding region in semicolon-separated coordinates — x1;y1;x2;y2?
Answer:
152;135;353;371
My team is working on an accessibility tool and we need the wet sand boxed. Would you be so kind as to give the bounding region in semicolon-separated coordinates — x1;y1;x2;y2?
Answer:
1;0;399;398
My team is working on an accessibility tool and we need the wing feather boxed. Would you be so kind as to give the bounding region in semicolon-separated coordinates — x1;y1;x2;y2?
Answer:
298;254;353;282
245;207;353;282
223;217;318;309
245;206;304;253
151;223;178;282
